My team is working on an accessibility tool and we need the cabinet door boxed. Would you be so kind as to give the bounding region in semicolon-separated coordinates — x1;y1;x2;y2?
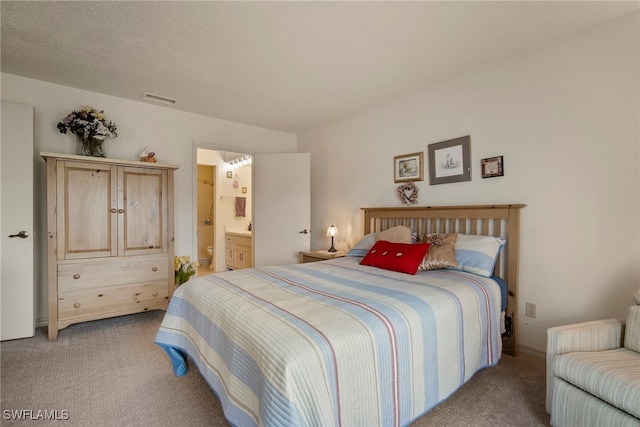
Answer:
232;243;242;269
119;167;168;256
241;246;252;268
57;161;118;260
225;243;233;269
232;244;252;269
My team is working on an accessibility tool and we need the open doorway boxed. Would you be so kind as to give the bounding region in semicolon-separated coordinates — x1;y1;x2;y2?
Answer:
196;164;216;272
196;147;252;274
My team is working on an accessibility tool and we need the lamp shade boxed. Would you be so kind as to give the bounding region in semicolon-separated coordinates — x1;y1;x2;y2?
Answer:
327;225;337;237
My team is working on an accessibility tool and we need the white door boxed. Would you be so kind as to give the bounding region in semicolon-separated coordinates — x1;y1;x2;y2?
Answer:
0;102;35;340
253;153;310;266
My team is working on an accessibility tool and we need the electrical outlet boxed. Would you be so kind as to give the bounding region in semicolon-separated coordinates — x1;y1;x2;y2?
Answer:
525;302;537;319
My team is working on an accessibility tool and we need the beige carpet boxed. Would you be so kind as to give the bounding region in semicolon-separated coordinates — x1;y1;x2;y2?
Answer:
1;311;550;427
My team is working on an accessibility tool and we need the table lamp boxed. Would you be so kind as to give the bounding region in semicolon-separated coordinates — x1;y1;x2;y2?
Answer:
326;225;337;252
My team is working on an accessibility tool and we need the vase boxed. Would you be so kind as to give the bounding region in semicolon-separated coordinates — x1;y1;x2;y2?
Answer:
77;137;106;158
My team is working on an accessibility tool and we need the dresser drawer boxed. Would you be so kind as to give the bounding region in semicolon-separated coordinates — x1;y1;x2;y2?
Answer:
58;281;169;321
58;257;168;291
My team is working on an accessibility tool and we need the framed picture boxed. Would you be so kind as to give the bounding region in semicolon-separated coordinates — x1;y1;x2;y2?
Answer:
428;136;471;185
242;187;247;193
394;152;424;183
226;171;232;178
481;156;504;178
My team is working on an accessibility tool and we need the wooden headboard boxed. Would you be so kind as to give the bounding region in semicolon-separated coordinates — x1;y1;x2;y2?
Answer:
362;204;526;356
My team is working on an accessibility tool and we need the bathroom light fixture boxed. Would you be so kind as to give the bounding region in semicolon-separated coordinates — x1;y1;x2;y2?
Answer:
227;155;252;169
326;225;337;252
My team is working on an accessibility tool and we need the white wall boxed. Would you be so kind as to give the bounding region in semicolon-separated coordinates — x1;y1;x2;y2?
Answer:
298;12;640;354
1;73;297;325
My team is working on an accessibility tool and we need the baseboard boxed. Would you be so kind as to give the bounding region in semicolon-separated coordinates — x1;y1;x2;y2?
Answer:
518;345;546;360
35;317;48;329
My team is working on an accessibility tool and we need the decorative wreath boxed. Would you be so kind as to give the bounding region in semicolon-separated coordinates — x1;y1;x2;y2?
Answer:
397;181;419;205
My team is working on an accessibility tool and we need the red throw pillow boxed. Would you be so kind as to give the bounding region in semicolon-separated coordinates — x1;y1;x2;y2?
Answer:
360;240;431;275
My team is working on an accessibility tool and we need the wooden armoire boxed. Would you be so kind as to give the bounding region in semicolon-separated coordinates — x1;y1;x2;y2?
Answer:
42;153;178;341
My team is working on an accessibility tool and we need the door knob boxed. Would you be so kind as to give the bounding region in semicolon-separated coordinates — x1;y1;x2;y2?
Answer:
299;229;309;234
9;231;29;239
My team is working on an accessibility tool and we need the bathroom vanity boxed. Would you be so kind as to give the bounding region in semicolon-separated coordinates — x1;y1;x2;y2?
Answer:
225;231;252;270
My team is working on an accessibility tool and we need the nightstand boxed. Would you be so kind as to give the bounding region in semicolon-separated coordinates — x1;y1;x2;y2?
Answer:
299;250;346;263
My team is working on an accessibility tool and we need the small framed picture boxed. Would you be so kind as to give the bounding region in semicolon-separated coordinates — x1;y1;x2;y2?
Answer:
481;156;504;178
394;152;424;183
226;171;232;178
428;136;471;185
242;187;247;194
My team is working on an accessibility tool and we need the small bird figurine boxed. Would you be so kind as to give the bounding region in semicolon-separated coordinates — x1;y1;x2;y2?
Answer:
138;147;157;163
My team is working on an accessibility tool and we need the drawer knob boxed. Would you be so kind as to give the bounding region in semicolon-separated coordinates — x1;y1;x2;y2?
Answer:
73;303;80;308
151;267;158;272
110;208;117;213
73;274;80;280
118;209;125;214
152;291;158;297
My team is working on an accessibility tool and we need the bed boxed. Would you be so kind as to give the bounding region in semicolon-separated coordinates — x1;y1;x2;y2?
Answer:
155;204;525;426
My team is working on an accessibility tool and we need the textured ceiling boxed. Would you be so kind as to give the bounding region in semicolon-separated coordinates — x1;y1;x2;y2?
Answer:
1;1;638;133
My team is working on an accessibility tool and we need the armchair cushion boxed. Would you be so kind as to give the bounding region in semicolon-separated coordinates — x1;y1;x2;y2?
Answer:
552;348;640;418
551;379;640;427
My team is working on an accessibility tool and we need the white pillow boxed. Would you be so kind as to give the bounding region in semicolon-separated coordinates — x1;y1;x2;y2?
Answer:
453;234;506;277
345;233;377;257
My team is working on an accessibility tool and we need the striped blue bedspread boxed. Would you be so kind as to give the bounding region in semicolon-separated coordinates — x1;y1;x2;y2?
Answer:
155;256;502;427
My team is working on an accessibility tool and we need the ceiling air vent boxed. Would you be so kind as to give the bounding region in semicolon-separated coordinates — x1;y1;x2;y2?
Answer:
142;92;177;105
